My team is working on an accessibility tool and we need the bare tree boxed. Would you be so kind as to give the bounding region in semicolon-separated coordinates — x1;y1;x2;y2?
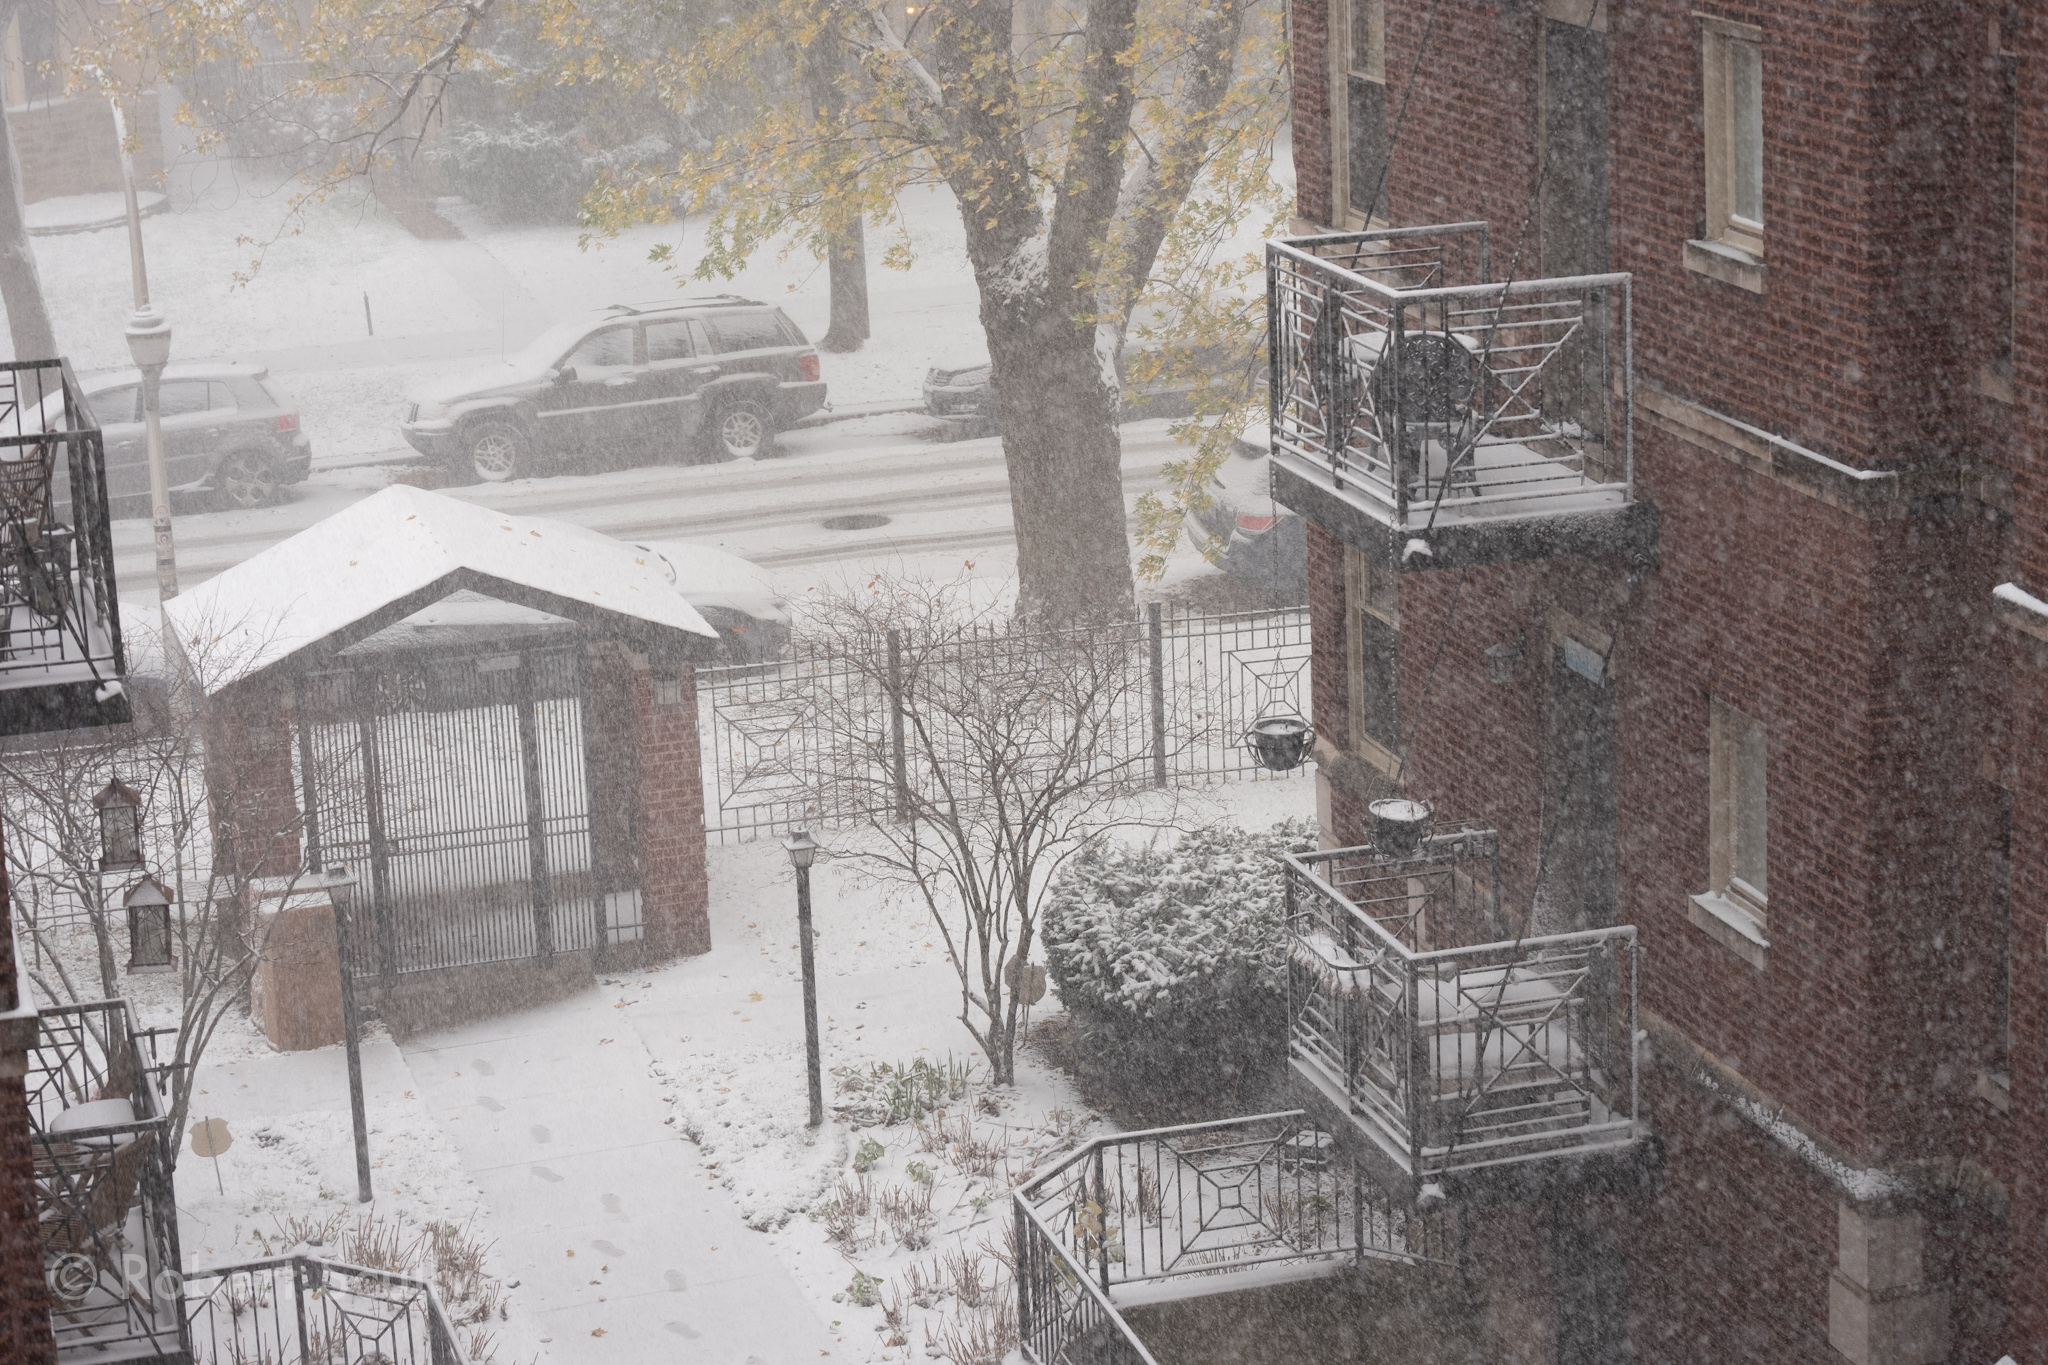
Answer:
797;576;1175;1085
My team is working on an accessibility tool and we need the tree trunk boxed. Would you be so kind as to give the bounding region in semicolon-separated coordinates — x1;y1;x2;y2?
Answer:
0;104;55;362
984;295;1136;624
820;213;869;352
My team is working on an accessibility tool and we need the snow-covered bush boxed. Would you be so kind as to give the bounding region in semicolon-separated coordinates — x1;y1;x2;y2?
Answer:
1042;820;1317;1101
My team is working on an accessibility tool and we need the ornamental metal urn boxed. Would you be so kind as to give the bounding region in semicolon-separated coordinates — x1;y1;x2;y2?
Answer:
1245;714;1316;772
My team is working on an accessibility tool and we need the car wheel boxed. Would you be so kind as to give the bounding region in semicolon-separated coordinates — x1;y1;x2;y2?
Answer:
708;399;771;461
462;420;528;483
217;448;280;509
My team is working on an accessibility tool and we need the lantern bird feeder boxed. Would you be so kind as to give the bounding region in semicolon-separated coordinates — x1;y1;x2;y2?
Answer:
94;778;144;871
122;875;174;973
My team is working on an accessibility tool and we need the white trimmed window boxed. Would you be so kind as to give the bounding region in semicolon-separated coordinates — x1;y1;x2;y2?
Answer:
1700;17;1764;258
1709;700;1768;923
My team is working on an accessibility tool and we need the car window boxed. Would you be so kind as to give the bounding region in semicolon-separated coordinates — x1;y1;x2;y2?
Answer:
86;386;139;425
159;381;212;418
209;381;240;413
644;320;695;363
564;327;637;372
711;312;785;354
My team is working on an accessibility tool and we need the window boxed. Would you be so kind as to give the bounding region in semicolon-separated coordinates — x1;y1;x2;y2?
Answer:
644;320;696;363
158;381;213;418
207;381;239;413
1345;546;1401;765
712;312;786;354
88;386;140;424
1700;17;1764;259
565;326;638;373
1709;700;1767;921
1334;0;1388;225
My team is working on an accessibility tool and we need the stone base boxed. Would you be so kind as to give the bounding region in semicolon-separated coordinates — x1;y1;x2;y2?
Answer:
247;889;345;1052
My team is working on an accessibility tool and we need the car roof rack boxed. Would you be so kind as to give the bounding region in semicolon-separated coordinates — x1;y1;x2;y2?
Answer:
603;295;763;317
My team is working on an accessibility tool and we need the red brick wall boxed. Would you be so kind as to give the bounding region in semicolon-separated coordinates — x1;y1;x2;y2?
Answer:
631;656;710;959
205;680;304;882
1290;0;1335;227
2003;639;2048;1362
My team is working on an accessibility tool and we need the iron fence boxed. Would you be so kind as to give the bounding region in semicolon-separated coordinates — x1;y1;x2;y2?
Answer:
697;604;1312;843
183;1254;468;1365
0;359;128;733
1285;835;1640;1182
26;998;187;1362
294;642;640;979
1267;225;1633;539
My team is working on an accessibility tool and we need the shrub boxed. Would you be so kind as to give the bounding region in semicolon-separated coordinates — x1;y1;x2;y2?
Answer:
1042;820;1317;1102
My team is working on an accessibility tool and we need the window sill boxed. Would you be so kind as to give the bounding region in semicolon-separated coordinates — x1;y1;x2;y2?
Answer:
1683;239;1766;295
1687;891;1768;970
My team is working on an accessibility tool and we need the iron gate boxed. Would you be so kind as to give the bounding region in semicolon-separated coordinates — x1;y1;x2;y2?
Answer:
293;643;642;978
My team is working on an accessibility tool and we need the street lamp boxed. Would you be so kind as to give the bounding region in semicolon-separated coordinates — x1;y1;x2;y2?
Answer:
323;864;374;1203
782;829;824;1128
123;304;178;608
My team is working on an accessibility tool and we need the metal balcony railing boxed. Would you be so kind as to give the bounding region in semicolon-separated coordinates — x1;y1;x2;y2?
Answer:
1015;1111;1457;1364
0;359;128;732
1285;833;1640;1184
1266;225;1635;554
26;998;186;1362
183;1254;469;1365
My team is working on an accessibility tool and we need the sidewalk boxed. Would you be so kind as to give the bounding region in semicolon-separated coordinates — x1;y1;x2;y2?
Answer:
401;988;836;1365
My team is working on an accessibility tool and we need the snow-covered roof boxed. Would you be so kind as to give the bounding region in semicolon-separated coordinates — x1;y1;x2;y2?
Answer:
165;485;717;695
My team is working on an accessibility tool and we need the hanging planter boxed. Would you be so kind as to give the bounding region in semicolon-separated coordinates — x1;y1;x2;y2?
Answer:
1369;797;1434;857
1244;714;1316;772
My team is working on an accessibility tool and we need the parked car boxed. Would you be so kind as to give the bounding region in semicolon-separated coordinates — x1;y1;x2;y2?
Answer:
401;298;828;484
1185;417;1306;599
638;539;791;664
57;363;312;511
922;341;1220;437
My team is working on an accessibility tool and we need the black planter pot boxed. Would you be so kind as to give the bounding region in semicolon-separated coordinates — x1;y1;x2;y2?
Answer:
1369;798;1433;857
1245;715;1315;772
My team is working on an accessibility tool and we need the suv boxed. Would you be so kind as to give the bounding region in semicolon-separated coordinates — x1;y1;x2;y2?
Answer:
400;298;828;483
72;363;312;510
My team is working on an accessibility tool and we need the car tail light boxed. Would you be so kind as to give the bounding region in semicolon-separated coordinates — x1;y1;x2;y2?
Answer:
798;353;821;383
276;412;300;433
1236;513;1277;533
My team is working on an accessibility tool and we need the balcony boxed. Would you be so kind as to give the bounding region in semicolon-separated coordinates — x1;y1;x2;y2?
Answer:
0;359;130;734
1015;1111;1458;1365
1266;223;1656;570
1283;825;1641;1194
26;999;185;1363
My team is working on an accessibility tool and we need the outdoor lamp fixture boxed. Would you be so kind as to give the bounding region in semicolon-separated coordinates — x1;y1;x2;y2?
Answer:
93;778;145;871
123;303;179;605
323;864;374;1204
1485;636;1524;686
1244;714;1316;772
122;875;174;973
782;829;825;1129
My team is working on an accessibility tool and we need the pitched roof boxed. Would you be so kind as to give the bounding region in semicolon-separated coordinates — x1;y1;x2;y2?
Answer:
164;485;717;695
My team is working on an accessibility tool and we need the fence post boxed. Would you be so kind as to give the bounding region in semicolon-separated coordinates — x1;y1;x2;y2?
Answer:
887;629;909;820
1014;1201;1032;1349
514;656;554;962
355;700;397;987
1147;603;1167;787
1093;1144;1111;1294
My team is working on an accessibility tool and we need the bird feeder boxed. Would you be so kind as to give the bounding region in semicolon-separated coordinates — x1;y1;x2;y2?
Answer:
94;778;144;871
123;875;174;973
1245;714;1316;772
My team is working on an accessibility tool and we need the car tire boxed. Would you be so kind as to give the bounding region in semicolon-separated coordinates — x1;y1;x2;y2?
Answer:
707;399;771;461
461;419;529;483
217;448;280;509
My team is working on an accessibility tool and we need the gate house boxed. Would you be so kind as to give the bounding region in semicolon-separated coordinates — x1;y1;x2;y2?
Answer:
167;487;721;1043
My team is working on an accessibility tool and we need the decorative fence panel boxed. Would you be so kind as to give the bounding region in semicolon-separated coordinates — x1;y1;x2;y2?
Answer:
698;605;1312;844
183;1255;468;1365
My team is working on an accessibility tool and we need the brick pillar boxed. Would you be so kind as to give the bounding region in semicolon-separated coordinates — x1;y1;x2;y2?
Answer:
202;678;304;881
1828;1203;1950;1365
0;822;57;1365
630;653;710;959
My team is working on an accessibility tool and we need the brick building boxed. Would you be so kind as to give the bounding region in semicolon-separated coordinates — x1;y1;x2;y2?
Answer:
1277;1;2043;1362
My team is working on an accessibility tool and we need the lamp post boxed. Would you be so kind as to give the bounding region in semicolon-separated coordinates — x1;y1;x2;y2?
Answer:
112;99;178;612
782;829;824;1128
323;865;374;1203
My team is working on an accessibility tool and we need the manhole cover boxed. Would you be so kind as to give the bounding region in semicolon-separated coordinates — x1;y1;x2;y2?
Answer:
822;513;891;531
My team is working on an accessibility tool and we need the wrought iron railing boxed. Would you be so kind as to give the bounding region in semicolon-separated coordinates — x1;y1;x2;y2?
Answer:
1266;225;1633;537
183;1254;469;1365
1015;1112;1456;1363
1285;839;1640;1182
26;998;186;1362
0;360;127;725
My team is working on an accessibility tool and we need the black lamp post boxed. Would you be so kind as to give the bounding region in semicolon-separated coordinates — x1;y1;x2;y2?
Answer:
323;865;374;1203
782;829;824;1129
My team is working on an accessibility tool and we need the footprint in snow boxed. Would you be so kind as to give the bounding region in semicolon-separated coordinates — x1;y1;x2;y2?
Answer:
602;1193;626;1217
473;1060;495;1076
531;1166;563;1183
531;1125;552;1144
666;1321;700;1338
591;1239;626;1257
665;1270;688;1292
476;1097;503;1113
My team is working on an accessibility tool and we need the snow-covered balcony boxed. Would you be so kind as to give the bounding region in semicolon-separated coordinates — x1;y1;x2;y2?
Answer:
1266;224;1656;571
1284;825;1641;1193
26;999;185;1362
1014;1111;1457;1364
0;359;129;734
